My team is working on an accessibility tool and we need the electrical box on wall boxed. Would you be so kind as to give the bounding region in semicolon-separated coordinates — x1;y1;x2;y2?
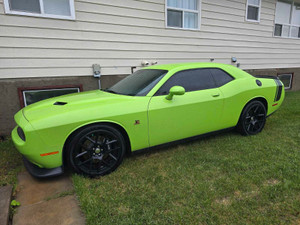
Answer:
92;64;101;78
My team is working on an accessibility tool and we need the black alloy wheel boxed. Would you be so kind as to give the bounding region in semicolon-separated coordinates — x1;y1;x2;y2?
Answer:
67;125;125;177
237;100;267;135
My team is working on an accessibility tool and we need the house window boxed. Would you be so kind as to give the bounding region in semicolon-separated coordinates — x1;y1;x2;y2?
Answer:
246;0;261;22
166;0;200;29
278;73;293;89
4;0;75;20
274;0;300;38
18;85;82;107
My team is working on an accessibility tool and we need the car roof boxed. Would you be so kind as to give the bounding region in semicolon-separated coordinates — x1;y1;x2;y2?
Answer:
144;62;251;79
145;62;233;71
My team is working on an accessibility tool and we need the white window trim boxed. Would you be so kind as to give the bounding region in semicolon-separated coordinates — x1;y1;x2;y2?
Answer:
23;87;80;106
245;0;261;23
3;0;76;20
165;0;201;31
278;73;293;90
273;0;300;39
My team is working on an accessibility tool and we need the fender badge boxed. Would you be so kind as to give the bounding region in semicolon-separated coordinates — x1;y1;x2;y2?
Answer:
134;120;140;125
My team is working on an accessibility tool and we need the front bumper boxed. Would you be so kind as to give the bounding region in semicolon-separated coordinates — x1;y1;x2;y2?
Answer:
12;110;64;170
23;157;64;178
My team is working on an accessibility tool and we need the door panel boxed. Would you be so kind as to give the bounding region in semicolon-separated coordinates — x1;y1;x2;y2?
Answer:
148;88;224;147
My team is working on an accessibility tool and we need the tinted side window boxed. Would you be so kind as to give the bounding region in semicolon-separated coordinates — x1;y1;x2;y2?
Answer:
155;68;216;95
210;69;233;87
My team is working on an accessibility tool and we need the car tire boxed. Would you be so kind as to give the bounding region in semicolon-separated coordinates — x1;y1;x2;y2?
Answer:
66;124;126;177
237;100;267;136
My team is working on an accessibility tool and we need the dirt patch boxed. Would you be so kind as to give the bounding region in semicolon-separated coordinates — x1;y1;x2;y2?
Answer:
117;205;130;214
215;197;231;206
264;179;280;186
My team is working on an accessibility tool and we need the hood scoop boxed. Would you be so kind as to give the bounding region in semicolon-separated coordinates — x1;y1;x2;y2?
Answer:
54;101;67;106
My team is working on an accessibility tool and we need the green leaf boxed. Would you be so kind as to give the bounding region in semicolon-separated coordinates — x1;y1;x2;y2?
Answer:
10;200;20;207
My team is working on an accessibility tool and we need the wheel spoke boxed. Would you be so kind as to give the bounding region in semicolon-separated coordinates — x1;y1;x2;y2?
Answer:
257;121;264;126
89;157;93;170
247;124;251;131
78;157;93;166
86;136;96;144
253;123;259;131
94;134;100;144
75;151;88;158
106;140;117;145
245;121;251;125
105;147;121;155
109;153;117;161
251;123;256;132
80;145;88;150
101;159;110;166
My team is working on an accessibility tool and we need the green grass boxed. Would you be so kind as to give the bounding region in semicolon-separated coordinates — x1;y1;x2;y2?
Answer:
73;91;300;225
0;139;23;187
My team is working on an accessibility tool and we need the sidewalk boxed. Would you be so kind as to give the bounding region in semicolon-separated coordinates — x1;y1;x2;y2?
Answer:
0;185;12;225
13;171;85;225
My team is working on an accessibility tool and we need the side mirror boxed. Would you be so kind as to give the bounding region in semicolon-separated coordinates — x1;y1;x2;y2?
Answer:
165;86;185;100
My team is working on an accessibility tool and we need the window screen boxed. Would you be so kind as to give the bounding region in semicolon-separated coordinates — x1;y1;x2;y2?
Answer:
274;1;300;38
247;6;259;20
9;0;41;13
167;10;183;28
166;0;199;29
7;0;73;19
210;69;234;87
155;69;216;96
246;0;260;21
43;0;71;16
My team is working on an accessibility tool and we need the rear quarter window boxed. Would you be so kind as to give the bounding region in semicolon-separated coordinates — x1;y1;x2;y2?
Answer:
210;68;234;87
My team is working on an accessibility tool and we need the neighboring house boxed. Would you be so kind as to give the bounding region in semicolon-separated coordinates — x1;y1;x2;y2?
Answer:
0;0;299;135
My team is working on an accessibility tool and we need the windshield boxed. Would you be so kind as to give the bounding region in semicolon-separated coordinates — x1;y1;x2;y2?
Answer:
105;69;168;96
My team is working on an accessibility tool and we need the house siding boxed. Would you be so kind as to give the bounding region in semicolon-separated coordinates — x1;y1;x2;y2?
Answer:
0;0;300;79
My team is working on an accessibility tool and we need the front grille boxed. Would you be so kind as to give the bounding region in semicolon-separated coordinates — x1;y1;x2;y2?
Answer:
17;127;26;141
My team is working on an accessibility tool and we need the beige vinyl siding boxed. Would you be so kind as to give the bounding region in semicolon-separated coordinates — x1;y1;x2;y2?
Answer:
0;0;300;78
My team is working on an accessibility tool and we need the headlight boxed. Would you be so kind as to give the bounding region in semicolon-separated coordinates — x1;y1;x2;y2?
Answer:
17;127;26;141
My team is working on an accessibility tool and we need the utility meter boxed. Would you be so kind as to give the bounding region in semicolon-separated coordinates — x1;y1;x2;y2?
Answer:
92;64;101;78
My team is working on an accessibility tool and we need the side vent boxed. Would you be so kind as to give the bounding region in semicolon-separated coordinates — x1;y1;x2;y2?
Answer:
54;102;67;106
274;79;283;102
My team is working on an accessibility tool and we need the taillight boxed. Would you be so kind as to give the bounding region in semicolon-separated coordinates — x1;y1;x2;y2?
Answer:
17;127;26;141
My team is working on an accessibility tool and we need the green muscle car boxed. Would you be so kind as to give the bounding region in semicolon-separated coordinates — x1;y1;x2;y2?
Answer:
12;63;285;178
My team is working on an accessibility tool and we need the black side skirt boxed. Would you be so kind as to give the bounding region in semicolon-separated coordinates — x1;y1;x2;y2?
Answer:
132;127;235;155
23;157;64;178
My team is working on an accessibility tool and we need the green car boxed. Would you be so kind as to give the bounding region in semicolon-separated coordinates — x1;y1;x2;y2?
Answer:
12;63;284;178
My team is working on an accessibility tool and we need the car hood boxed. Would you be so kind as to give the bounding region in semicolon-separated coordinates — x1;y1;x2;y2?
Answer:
22;90;131;123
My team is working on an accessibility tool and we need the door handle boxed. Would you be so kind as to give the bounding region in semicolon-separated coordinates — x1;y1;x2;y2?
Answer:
212;93;220;97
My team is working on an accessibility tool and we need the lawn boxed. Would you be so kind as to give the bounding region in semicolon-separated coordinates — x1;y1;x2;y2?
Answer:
73;91;300;225
0;138;22;187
